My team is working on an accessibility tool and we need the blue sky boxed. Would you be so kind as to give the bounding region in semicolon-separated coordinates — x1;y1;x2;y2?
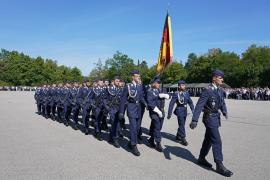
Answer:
0;0;269;75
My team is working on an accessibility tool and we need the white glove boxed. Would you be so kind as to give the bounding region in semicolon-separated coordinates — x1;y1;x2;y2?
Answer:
159;93;170;99
153;106;163;118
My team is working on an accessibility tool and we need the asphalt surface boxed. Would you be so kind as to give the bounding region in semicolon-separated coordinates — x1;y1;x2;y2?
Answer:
0;92;270;180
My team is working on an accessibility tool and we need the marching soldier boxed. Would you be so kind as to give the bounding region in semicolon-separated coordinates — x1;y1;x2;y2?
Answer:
189;70;233;177
106;76;123;148
147;76;170;152
80;80;93;135
50;84;57;120
167;80;194;146
119;70;147;156
92;79;106;141
56;83;64;122
71;82;80;129
34;85;42;115
44;84;51;119
63;82;73;126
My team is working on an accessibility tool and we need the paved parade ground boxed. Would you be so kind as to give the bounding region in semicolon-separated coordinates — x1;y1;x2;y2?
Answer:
0;92;270;180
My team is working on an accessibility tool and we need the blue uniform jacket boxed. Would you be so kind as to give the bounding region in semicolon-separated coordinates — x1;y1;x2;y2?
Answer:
192;84;227;128
119;83;147;119
168;91;194;118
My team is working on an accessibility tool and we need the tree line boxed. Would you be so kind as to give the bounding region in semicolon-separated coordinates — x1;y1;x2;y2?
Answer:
0;49;83;86
1;44;270;87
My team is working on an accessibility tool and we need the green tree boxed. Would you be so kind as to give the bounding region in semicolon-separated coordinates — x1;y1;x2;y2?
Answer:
162;61;187;83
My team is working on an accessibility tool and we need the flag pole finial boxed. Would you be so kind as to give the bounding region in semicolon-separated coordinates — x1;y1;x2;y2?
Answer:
167;2;170;15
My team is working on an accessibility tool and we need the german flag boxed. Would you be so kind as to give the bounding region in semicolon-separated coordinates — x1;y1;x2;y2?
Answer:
156;13;173;74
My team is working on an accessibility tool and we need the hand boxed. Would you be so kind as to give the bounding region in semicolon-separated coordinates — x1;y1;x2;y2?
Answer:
167;115;171;120
223;113;228;120
190;121;197;129
159;93;170;99
153;107;163;118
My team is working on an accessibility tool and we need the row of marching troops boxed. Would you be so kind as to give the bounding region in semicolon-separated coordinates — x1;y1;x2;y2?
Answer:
34;69;233;177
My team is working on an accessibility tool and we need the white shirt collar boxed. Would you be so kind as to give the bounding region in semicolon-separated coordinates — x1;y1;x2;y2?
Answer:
212;83;218;90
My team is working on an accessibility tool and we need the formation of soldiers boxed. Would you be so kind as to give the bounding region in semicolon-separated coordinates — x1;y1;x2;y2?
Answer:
34;69;233;177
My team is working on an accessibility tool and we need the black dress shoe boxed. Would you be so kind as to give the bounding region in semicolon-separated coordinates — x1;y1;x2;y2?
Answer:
131;145;140;156
176;136;188;146
108;136;113;144
112;139;120;148
148;138;156;148
95;133;103;141
197;158;212;168
73;123;78;130
216;162;233;177
155;143;163;152
175;136;181;143
128;143;140;156
179;138;188;146
84;128;89;135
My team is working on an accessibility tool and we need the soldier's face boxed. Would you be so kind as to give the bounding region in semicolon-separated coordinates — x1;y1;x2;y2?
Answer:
213;76;224;86
132;74;141;83
114;79;120;87
154;83;161;89
98;81;103;86
179;84;186;90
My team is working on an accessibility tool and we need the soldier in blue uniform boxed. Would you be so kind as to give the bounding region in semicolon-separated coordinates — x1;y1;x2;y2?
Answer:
119;70;147;156
50;84;57;120
71;82;80;129
40;85;47;116
80;80;93;135
56;83;64;122
44;84;51;119
147;77;170;152
34;86;42;115
92;79;106;141
62;82;73;126
189;70;233;177
106;76;123;148
167;80;194;146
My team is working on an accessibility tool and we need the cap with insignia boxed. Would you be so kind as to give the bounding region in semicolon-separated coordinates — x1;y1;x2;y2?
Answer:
150;75;161;84
212;69;225;78
131;70;140;75
178;80;185;85
113;76;120;80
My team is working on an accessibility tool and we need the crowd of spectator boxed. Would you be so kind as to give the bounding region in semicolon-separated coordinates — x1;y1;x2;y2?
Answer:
0;86;36;91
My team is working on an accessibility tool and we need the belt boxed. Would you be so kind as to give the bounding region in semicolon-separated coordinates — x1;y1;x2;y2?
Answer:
177;104;187;107
128;100;139;104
